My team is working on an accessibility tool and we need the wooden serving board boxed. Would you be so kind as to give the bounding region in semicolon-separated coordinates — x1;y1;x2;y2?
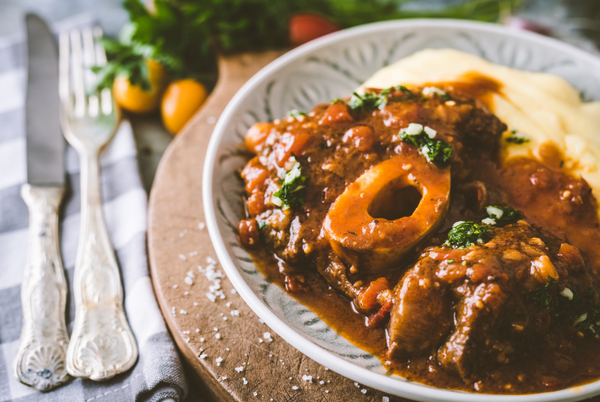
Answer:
146;51;600;402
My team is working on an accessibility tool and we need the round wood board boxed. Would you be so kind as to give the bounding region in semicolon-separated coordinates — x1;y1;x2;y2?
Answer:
147;51;409;402
147;51;600;402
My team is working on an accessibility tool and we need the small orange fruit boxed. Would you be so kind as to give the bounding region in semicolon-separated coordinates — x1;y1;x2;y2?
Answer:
112;59;167;113
161;79;208;134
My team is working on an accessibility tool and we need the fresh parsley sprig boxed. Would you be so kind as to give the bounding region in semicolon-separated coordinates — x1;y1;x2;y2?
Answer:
348;86;414;111
443;221;490;249
486;205;522;223
272;162;308;210
505;130;530;144
399;123;453;166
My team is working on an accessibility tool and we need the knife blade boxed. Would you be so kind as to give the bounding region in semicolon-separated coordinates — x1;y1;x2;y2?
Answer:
14;13;70;391
25;13;64;186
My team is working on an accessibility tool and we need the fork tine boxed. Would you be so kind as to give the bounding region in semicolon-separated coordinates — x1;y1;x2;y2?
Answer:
58;31;71;110
69;29;86;118
92;27;113;116
82;27;99;117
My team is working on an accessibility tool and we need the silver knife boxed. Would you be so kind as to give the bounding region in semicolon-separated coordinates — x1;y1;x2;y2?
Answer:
14;14;71;391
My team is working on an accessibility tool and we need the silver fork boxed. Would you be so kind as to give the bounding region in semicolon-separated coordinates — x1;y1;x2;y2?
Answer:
59;27;138;381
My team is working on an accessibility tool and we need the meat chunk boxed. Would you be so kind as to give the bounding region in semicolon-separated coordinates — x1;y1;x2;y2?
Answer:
387;222;598;382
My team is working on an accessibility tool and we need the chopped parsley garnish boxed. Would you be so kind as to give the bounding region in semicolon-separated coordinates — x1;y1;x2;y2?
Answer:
399;123;453;166
486;205;522;223
422;86;450;100
272;162;307;210
330;98;343;104
257;220;268;230
505;130;530;144
348;86;414;111
447;259;454;264
287;109;306;118
443;221;490;249
531;277;556;307
348;91;382;111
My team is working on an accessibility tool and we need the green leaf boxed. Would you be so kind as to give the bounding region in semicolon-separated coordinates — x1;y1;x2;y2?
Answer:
398;125;453;166
486;205;522;223
272;162;308;210
287;109;306;118
443;221;490;249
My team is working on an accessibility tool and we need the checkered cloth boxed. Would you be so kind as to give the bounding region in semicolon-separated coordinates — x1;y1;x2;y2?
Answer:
0;15;188;402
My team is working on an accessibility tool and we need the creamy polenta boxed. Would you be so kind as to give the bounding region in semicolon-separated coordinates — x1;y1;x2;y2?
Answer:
361;49;600;214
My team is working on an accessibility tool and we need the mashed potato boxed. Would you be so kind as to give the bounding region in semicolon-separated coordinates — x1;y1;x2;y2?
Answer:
360;49;600;215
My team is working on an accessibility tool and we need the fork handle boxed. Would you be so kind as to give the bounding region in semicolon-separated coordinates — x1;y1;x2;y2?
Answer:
15;184;70;391
66;152;138;380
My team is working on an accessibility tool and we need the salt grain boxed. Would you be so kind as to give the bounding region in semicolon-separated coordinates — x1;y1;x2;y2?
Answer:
226;302;232;307
180;309;187;315
200;337;204;342
172;284;178;289
243;377;248;385
223;317;228;321
207;256;217;265
354;382;359;387
253;392;257;396
263;332;272;342
361;389;367;394
213;327;219;331
231;289;237;294
325;390;329;393
193;302;198;306
187;270;195;278
230;310;240;316
215;357;223;366
200;354;207;359
184;291;189;295
215;333;221;339
319;381;324;385
383;397;390;402
178;254;187;261
198;222;205;230
222;376;227;380
292;386;298;390
182;330;190;334
184;277;193;285
235;366;244;373
302;375;312;383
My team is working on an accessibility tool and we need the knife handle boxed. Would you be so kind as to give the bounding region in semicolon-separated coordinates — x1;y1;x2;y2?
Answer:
15;184;70;391
66;153;138;381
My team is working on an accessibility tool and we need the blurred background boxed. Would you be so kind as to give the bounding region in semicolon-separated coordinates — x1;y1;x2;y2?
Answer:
1;0;599;194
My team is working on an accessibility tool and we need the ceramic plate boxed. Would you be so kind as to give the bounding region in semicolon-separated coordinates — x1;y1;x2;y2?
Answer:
203;19;600;402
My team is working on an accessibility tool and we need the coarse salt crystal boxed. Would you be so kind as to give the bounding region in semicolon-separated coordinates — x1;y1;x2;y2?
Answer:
231;289;237;294
195;328;200;333
225;347;230;351
184;277;193;285
223;317;227;321
231;310;240;316
180;309;187;315
207;256;217;265
361;389;367;394
184;291;189;296
302;375;312;382
193;302;198;306
325;390;329;393
235;366;244;372
226;302;232;307
172;284;178;289
258;338;263;343
216;357;223;365
200;337;204;342
185;337;189;343
383;397;390;402
222;376;227;380
213;327;219;331
263;332;272;342
182;330;190;334
354;382;359;387
187;270;195;278
200;354;207;359
206;293;217;302
243;377;248;385
292;386;298;390
198;222;205;230
215;333;221;339
178;254;187;261
319;381;324;385
253;392;257;396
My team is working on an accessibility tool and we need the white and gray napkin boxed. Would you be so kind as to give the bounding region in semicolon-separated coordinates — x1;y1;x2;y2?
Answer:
0;16;188;402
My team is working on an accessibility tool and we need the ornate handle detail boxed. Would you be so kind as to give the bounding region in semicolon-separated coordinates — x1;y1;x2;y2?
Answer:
66;153;138;381
15;184;70;391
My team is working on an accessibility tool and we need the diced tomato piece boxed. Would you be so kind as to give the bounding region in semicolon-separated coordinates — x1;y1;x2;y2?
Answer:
318;102;354;126
343;125;375;152
357;277;390;311
245;122;273;154
366;299;394;328
238;219;260;248
246;192;266;216
241;157;269;193
275;131;312;165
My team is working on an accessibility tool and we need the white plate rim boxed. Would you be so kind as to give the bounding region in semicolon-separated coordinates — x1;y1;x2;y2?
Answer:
203;18;600;402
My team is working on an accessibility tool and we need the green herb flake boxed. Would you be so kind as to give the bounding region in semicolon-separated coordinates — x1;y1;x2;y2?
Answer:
531;277;556;307
348;91;382;111
272;162;307;210
330;98;343;104
486;205;522;223
399;124;453;166
447;259;454;264
287;109;306;118
505;130;530;144
443;221;490;249
257;220;268;230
